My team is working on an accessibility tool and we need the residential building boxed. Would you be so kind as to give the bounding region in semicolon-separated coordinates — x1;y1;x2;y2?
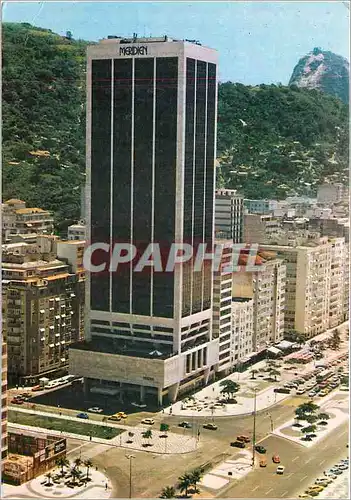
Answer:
215;189;243;243
212;242;233;374
67;223;86;241
232;256;286;352
261;237;346;338
231;298;254;366
317;183;347;205
343;243;349;322
243;214;281;244
244;199;279;214
2;199;54;242
69;36;219;405
2;236;85;385
1;342;8;460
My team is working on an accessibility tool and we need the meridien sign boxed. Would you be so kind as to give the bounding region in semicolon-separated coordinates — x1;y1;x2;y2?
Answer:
119;46;148;56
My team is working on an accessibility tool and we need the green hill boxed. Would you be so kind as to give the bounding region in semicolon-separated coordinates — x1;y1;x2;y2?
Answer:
2;23;349;229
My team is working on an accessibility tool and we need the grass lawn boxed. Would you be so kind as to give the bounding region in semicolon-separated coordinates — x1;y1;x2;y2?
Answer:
9;410;123;439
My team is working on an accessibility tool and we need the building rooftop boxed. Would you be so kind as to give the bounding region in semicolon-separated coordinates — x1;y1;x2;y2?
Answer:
4;199;25;205
71;339;173;360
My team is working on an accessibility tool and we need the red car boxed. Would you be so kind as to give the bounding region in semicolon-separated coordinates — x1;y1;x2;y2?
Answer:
272;455;280;463
11;398;24;405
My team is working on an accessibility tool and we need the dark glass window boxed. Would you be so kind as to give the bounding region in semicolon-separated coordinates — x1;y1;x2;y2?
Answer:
90;59;112;311
153;57;178;317
112;59;133;313
132;58;154;316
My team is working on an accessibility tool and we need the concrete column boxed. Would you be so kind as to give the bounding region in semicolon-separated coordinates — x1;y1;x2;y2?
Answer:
199;349;204;368
158;387;163;406
83;378;89;397
140;385;145;402
192;352;196;371
168;382;179;403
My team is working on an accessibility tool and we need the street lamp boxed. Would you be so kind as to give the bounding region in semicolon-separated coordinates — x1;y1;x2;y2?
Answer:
252;388;257;468
126;454;135;499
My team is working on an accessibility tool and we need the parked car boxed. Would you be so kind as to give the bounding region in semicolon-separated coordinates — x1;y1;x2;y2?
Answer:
315;478;332;486
237;435;250;443
88;407;103;413
117;412;128;419
335;463;348;470
141;418;155;425
259;459;267;467
276;466;285;474
272;455;280;463
255;445;266;454
179;421;192;428
203;423;218;430
231;441;245;448
76;412;89;419
296;389;306;395
108;414;121;421
11;398;23;405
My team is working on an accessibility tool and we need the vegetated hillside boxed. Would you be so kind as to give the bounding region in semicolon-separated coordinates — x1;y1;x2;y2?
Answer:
216;83;348;199
2;23;89;232
289;47;349;104
2;24;349;229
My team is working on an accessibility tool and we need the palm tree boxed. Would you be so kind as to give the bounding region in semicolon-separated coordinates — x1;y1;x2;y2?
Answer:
45;472;53;486
84;459;93;480
328;330;341;350
56;457;69;476
190;468;202;490
250;369;257;379
304;414;318;424
296;402;319;415
160;486;176;498
73;457;82;471
269;368;280;381
178;473;193;497
219;380;240;400
142;429;153;446
301;424;317;435
70;467;81;486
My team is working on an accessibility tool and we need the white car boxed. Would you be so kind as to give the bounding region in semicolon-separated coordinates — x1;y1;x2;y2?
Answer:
276;466;285;474
324;470;337;479
141;418;155;425
88;407;103;413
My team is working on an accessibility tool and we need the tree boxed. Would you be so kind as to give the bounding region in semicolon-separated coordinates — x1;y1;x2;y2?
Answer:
250;369;257;379
65;30;73;40
328;330;341;350
73;457;82;471
219;380;240;400
317;412;330;421
304;414;318;424
268;368;280;381
301;424;317;435
142;429;153;446
56;456;69;476
296;402;319;415
160;486;176;498
70;467;81;485
84;459;93;480
189;468;202;490
178;473;193;497
45;472;53;486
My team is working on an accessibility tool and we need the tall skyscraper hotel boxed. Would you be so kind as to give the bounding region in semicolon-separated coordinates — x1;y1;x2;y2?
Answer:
70;36;220;404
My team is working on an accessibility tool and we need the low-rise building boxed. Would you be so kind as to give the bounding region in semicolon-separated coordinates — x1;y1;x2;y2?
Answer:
244;199;278;215
243;214;281;244
2;200;54;242
67;223;86;241
317;183;347;205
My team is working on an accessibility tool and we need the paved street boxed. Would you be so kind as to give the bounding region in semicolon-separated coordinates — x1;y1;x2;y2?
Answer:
220;421;349;498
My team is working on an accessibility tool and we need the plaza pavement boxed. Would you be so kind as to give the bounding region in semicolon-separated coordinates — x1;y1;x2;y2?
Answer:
200;449;252;490
9;406;198;454
273;391;349;448
2;467;111;499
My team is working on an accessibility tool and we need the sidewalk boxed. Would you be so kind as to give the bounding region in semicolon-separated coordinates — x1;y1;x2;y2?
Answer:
9;407;198;454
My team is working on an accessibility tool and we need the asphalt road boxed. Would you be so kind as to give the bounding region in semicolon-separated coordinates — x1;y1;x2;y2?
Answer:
220;421;349;499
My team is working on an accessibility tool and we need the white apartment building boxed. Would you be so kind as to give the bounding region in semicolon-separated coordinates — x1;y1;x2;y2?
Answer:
67;223;86;241
212;242;233;374
215;189;243;243
2;199;54;242
232;257;286;352
261;237;346;338
231;298;254;366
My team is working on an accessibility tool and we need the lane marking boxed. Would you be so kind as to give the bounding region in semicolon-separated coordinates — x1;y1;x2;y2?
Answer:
281;491;289;497
265;488;273;495
302;475;308;481
319;459;326;466
292;456;299;462
305;458;311;463
252;485;260;492
321;444;328;450
286;472;294;478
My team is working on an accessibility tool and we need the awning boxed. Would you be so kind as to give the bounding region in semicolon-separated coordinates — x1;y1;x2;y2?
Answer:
275;340;294;350
267;346;282;355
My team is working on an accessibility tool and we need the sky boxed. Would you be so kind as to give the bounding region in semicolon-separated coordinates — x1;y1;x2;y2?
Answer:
2;1;350;84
